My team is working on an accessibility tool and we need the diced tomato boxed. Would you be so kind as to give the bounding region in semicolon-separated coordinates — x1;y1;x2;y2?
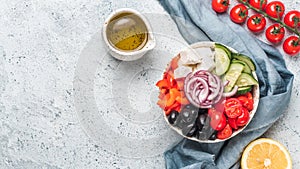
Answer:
237;95;254;111
236;107;250;127
228;118;238;130
224;98;242;118
217;124;233;139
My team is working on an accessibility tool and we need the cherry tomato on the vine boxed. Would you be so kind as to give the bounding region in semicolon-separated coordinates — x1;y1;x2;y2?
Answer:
249;0;268;10
283;36;300;56
247;14;266;33
230;4;248;24
265;24;285;44
284;10;300;28
265;1;285;19
212;0;230;13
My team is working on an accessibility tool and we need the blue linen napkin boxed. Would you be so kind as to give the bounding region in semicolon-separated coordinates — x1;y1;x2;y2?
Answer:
158;0;294;168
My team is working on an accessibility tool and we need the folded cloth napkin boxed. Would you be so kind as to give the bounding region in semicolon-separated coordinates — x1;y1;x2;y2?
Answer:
158;0;294;168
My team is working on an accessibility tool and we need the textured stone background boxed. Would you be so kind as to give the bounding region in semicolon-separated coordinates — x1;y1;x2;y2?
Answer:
0;0;299;168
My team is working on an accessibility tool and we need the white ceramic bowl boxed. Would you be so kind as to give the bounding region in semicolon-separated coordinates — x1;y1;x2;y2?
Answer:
162;41;260;143
102;8;156;61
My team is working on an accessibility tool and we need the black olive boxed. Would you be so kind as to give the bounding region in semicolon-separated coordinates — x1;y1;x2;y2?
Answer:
209;131;218;140
187;125;198;137
196;114;206;131
182;123;195;136
182;110;190;118
196;131;208;140
198;108;208;115
199;114;207;125
184;104;194;110
168;110;179;125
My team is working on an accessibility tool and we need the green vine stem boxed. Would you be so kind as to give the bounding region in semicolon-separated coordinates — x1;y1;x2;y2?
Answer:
238;0;300;37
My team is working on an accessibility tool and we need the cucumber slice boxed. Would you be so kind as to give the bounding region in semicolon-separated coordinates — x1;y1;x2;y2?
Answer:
236;73;258;87
214;47;231;76
232;54;256;71
237;86;252;95
231;59;252;74
215;43;232;60
223;63;244;92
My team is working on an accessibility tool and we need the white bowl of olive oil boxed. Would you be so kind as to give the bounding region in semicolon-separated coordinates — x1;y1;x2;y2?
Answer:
102;8;156;61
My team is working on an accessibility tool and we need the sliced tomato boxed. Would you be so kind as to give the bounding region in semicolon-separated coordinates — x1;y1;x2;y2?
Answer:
224;98;242;118
236;107;250;126
228;118;238;130
208;108;227;131
237;95;254;111
217;124;233;139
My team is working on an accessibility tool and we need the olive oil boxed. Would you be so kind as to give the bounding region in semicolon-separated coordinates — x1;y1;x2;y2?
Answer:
106;12;148;51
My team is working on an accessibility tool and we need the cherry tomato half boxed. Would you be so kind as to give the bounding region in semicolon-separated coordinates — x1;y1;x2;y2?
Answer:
236;107;250;127
245;92;253;100
230;4;248;24
237;95;254;111
265;1;285;19
228;118;238;130
212;0;230;13
265;24;285;44
284;10;300;28
249;0;267;10
224;98;242;118
217;124;233;139
283;36;300;56
247;14;266;33
208;108;227;131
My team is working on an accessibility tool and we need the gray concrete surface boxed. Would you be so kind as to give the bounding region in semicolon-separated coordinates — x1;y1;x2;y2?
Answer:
0;0;299;168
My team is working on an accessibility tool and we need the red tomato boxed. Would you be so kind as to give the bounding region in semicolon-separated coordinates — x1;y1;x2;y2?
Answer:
236;107;250;126
247;14;266;33
217;124;233;139
224;98;242;118
265;1;285;19
265;24;285;44
228;118;238;130
212;0;230;13
213;97;226;112
230;4;248;24
245;92;253;100
284;10;300;28
208;108;227;131
237;95;254;111
283;36;300;55
249;0;267;10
